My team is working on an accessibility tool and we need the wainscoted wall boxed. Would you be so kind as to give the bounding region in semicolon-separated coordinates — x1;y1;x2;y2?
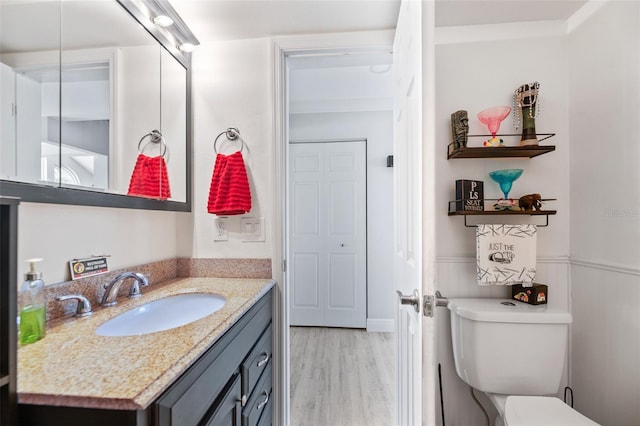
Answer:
434;257;571;426
568;2;640;425
434;19;571;425
571;263;640;424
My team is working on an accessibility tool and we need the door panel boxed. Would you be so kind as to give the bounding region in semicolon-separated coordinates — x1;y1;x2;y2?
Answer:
289;141;366;328
328;253;356;309
293;182;319;235
292;253;320;309
393;0;426;424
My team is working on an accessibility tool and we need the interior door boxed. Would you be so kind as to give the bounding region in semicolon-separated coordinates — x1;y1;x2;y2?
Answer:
289;140;367;328
393;0;436;424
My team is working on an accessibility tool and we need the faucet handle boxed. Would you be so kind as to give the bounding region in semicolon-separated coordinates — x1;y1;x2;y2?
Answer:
56;294;93;317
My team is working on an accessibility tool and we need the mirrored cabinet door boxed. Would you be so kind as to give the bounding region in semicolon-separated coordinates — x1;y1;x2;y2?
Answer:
60;0;162;197
0;0;192;210
161;48;187;203
0;1;61;187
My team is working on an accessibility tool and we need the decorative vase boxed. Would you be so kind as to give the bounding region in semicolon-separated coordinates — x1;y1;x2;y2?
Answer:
513;82;540;146
489;169;523;210
477;106;511;147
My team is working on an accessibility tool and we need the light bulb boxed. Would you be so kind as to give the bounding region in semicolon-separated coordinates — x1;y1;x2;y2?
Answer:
153;15;173;27
179;43;196;52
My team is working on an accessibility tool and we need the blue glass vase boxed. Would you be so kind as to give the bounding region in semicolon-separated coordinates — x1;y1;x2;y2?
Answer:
489;169;523;200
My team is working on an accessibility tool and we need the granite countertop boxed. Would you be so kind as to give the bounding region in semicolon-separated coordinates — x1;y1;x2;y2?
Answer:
18;277;275;410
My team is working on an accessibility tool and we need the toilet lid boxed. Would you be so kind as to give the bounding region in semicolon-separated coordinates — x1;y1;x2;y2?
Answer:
504;396;601;426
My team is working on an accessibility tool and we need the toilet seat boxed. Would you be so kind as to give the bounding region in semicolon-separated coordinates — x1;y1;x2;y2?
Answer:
504;396;600;426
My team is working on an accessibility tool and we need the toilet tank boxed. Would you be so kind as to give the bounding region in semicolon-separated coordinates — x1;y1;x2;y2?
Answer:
448;298;572;395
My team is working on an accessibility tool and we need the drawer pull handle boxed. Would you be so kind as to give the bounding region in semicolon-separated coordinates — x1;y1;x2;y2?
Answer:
257;353;270;367
257;391;269;411
238;394;247;407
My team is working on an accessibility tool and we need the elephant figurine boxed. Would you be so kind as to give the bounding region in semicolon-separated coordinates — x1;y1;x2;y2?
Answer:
519;193;542;211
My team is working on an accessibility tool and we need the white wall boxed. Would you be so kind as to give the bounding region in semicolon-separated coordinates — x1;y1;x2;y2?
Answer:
434;28;571;425
568;2;640;424
186;38;274;259
17;203;182;284
290;110;395;329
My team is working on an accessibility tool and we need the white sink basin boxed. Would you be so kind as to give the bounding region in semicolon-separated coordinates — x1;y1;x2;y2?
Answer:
96;293;226;336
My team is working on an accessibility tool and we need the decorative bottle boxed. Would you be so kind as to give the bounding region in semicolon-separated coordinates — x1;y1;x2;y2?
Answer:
19;258;46;345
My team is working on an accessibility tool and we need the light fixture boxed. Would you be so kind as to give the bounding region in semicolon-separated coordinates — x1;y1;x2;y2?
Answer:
152;15;174;27
138;0;200;55
178;43;196;53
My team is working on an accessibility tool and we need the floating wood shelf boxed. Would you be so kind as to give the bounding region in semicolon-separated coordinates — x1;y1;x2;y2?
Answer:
447;133;556;159
448;210;557;216
448;209;557;227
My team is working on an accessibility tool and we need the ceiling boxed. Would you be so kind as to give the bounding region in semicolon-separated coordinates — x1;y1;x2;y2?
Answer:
171;0;589;43
170;0;587;115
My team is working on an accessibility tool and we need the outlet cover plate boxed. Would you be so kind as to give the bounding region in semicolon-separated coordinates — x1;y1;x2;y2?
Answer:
241;217;265;242
214;217;228;241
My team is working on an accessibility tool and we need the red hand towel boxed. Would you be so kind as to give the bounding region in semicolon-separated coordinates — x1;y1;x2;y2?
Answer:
207;151;251;215
127;154;171;200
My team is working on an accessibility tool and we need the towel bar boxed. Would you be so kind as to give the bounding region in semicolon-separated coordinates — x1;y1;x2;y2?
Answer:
214;127;246;154
138;129;167;157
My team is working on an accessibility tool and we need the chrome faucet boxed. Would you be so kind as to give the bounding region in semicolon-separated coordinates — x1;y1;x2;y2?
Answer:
100;272;149;307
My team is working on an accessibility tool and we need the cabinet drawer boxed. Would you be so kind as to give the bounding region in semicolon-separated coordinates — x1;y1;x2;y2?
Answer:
241;325;272;398
241;361;272;426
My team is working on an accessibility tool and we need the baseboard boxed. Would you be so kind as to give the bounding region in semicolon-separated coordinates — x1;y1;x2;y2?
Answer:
367;318;394;333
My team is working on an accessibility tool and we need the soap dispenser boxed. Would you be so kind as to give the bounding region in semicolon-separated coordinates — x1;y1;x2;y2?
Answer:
19;258;46;344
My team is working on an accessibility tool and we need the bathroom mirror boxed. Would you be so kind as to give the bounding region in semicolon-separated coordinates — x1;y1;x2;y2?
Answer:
0;0;192;210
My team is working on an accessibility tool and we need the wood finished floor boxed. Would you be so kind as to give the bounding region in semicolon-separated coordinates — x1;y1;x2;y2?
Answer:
290;327;394;426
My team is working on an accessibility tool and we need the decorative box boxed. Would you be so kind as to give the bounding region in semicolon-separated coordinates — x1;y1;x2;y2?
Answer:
455;179;484;212
512;283;548;305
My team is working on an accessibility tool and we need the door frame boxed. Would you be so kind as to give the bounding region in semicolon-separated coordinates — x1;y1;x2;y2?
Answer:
272;31;395;426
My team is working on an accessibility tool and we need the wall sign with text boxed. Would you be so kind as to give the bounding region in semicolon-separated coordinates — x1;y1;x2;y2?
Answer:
69;256;110;280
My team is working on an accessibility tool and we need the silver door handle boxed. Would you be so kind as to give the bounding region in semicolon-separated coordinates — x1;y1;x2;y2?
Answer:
423;291;449;317
396;289;420;313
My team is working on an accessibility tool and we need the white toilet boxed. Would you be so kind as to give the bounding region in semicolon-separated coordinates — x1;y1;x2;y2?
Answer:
447;298;600;426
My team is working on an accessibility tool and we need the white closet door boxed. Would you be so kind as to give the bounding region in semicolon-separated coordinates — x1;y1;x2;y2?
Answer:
289;141;366;328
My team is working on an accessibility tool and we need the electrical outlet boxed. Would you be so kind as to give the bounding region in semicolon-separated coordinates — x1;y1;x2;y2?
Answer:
241;217;265;242
214;217;228;241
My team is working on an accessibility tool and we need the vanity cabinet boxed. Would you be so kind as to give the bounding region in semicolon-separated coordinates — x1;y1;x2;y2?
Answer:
18;289;273;426
155;289;273;426
0;198;19;425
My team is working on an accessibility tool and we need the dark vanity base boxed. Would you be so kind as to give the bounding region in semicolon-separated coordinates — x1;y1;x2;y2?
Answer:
18;405;150;426
18;289;273;426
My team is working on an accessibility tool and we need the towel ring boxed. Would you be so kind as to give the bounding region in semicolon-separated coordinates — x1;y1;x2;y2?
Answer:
138;130;167;157
214;127;246;154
